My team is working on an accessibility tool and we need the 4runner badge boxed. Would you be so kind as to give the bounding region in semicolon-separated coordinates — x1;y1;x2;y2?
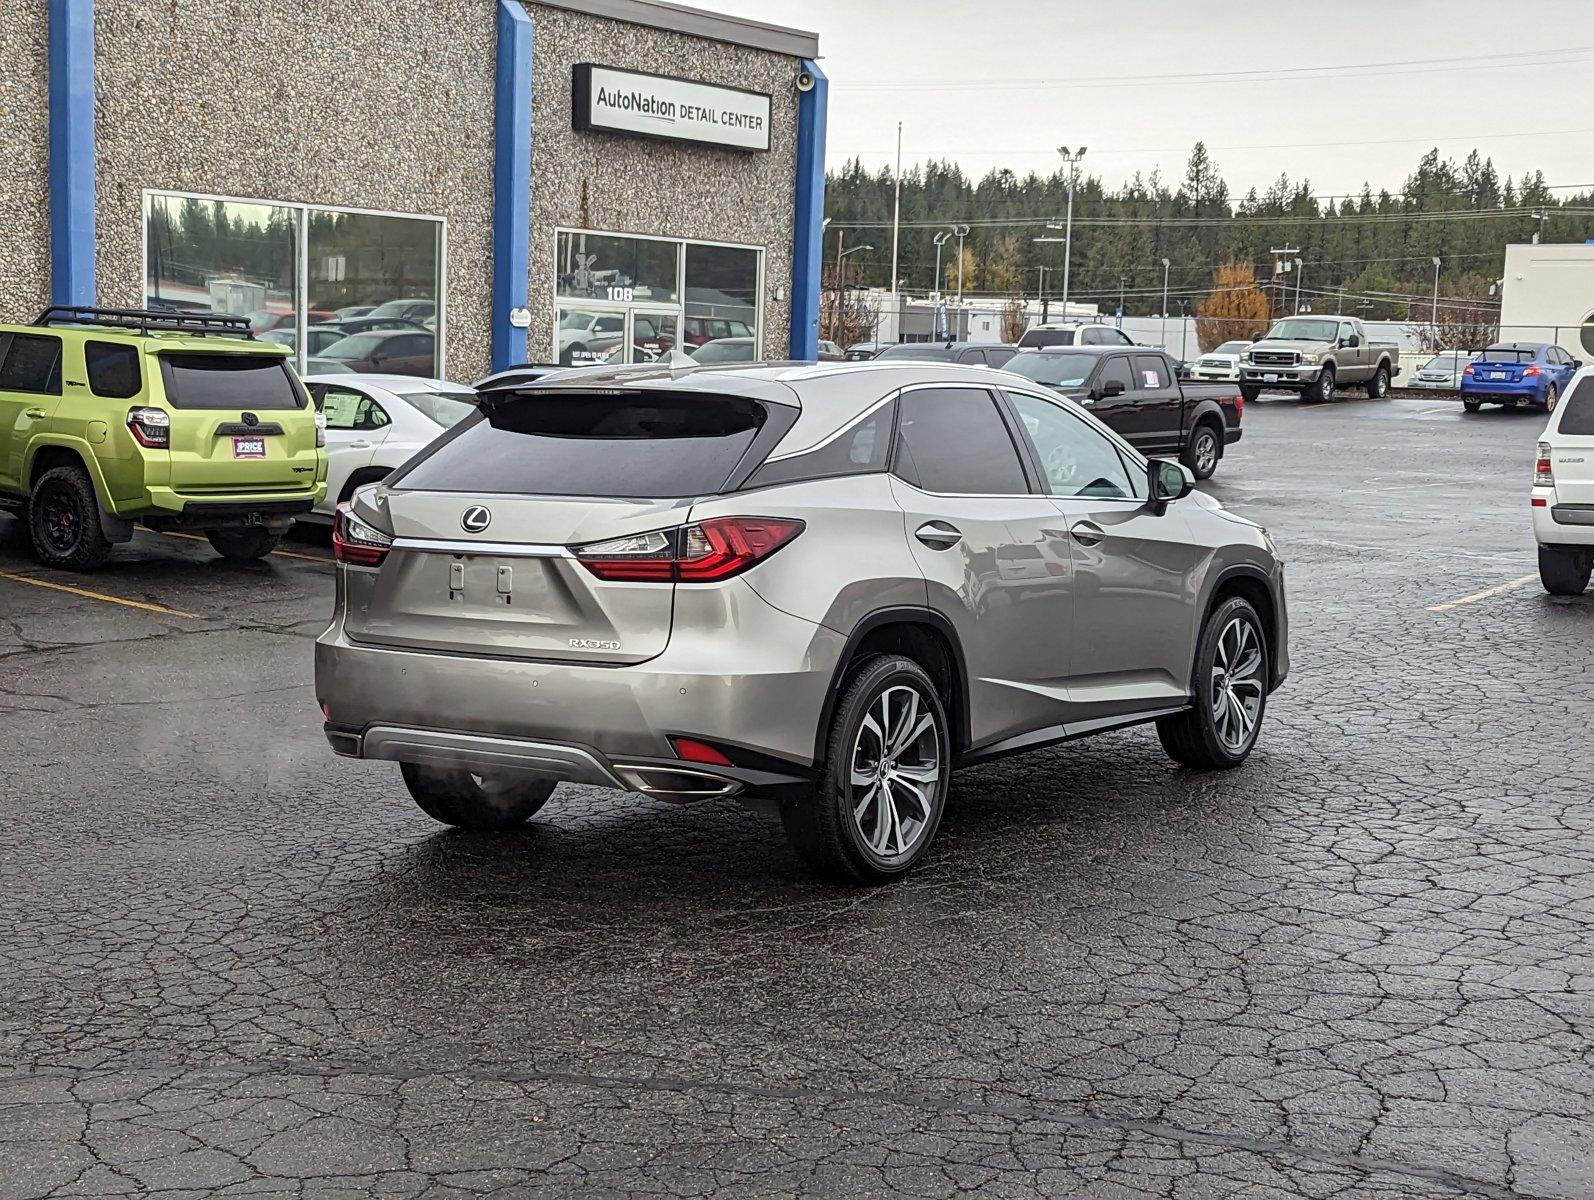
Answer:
460;506;491;533
569;638;621;651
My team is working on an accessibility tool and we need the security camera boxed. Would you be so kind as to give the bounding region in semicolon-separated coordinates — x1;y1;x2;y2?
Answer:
795;70;816;93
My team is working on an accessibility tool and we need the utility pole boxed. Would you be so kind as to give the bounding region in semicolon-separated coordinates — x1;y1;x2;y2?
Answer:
1292;257;1303;314
1038;264;1049;324
953;224;970;307
1176;298;1190;362
1160;257;1170;349
890;122;902;297
1117;274;1127;328
1431;256;1442;342
1033;232;1066;322
932;230;951;299
1269;245;1300;320
1530;209;1549;244
1055;145;1087;318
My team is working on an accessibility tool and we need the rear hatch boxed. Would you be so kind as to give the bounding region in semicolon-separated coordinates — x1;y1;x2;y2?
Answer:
344;385;781;665
1551;377;1594;505
153;348;320;492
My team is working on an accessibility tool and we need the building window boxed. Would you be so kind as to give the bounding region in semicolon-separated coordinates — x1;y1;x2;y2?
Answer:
143;192;445;379
553;228;761;367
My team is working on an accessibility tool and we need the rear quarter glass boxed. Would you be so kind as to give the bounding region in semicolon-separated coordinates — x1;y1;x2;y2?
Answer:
157;353;307;410
1556;376;1594;436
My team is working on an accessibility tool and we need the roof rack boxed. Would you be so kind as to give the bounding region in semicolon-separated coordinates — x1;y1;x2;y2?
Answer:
34;306;258;340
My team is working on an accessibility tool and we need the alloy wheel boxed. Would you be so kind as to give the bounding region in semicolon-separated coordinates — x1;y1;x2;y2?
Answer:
38;487;80;556
1195;431;1218;475
1210;617;1264;753
848;684;941;862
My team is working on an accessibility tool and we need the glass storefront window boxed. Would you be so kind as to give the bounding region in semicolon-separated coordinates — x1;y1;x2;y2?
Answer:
556;232;678;305
145;195;300;332
684;244;758;350
144;193;444;379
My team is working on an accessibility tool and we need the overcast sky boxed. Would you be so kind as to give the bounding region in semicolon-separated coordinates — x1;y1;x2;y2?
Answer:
712;0;1592;199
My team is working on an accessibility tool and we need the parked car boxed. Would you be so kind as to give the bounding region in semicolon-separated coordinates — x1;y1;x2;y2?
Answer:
558;311;626;363
307;329;436;377
689;336;757;364
1533;367;1594;594
1408;349;1478;391
302;374;477;516
317;360;1287;882
366;299;436;324
261;326;351;357
817;340;846;362
334;305;377;319
318;316;430;340
0;306;324;568
845;342;884;360
1238;315;1398;403
683;316;753;347
1460;342;1579;412
246;309;336;332
1005;346;1243;479
1189;340;1252;382
1016;323;1136;349
874;342;1018;369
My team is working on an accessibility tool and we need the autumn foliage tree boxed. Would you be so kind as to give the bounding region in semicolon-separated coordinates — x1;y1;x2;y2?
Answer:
1196;262;1271;353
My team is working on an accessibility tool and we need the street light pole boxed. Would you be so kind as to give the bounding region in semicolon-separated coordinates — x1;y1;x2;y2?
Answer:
932;230;951;298
1055;146;1087;318
1431;256;1442;343
890;122;903;299
1530;209;1549;244
1293;257;1303;314
1160;257;1170;349
953;224;970;307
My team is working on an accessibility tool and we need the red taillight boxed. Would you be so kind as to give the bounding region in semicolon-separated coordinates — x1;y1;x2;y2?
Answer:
127;407;170;449
671;737;734;766
1524;365;1541;377
1233;392;1244;418
1531;497;1548;507
332;502;393;567
1535;442;1554;488
1463;364;1475;376
575;516;804;583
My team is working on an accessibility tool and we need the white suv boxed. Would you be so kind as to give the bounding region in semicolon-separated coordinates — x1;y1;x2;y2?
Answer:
1533;368;1594;595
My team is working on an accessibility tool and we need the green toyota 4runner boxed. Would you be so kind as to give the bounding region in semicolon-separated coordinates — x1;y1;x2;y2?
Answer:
0;307;327;569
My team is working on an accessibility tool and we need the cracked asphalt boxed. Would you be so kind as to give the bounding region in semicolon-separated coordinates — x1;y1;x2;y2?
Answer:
1;392;1590;1199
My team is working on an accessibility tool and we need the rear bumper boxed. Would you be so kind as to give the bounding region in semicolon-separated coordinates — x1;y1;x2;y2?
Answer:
1534;494;1594;545
314;576;845;789
128;486;325;525
1460;381;1543;401
1224;427;1243;445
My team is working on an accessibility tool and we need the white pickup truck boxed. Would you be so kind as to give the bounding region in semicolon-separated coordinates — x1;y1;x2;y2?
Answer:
1238;316;1399;403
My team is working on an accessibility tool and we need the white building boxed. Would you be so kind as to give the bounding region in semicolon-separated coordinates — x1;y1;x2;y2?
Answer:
1498;242;1594;359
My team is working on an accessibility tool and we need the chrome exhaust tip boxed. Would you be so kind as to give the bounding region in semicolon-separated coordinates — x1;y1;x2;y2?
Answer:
612;764;743;802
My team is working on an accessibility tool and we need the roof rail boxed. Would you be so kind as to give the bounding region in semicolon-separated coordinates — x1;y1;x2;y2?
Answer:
33;306;258;340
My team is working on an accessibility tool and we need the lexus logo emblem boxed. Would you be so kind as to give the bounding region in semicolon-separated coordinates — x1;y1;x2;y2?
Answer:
461;506;491;533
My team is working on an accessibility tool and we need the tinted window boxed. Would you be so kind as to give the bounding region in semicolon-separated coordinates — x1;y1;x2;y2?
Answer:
158;354;305;410
893;388;1028;495
1106;329;1133;345
1558;376;1594;435
397;394;767;498
1482;345;1536;363
85;341;142;399
875;344;956;361
985;346;1016;368
1099;356;1135;394
1018;328;1076;348
747;399;895;489
0;333;62;395
1132;354;1171;392
1006;352;1096;388
1008;392;1140;500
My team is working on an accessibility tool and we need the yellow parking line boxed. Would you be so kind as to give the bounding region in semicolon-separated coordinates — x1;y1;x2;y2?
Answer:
150;528;332;564
1427;574;1538;613
0;572;199;619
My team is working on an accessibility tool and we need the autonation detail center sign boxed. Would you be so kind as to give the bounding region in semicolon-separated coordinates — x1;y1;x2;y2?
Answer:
572;64;772;153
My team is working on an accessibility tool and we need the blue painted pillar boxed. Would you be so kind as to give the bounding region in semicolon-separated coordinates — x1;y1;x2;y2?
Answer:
48;0;96;308
491;0;533;372
788;60;827;361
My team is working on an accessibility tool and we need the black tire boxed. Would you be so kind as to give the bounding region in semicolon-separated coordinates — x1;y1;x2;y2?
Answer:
206;527;283;560
1538;546;1591;597
27;464;115;570
400;762;557;830
1181;422;1222;481
1157;596;1269;770
1366;364;1390;399
1239;384;1261;403
781;654;951;885
1308;365;1335;403
1462;398;1482;413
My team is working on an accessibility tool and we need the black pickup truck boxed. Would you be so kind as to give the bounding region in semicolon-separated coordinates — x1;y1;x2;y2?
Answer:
1004;346;1244;479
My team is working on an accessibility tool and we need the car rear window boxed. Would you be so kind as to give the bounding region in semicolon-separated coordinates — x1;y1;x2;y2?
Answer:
396;392;768;498
1558;376;1594;436
158;353;306;410
1481;346;1536;363
1017;329;1077;348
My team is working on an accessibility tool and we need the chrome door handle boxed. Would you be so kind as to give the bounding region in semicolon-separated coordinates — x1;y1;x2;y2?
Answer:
348;440;372;449
914;521;963;550
24;407;48;419
1069;521;1106;547
1079;397;1095;407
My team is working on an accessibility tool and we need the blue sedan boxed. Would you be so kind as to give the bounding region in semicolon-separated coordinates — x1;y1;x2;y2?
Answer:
1460;342;1580;412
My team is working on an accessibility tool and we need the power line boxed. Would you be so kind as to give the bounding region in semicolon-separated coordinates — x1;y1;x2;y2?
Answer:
829;206;1594;232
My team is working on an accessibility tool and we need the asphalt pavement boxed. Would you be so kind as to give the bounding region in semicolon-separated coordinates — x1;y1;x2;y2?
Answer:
1;392;1590;1199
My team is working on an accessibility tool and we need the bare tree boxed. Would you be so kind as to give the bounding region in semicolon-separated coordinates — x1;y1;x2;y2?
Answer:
820;266;880;350
1405;299;1500;356
1000;298;1028;344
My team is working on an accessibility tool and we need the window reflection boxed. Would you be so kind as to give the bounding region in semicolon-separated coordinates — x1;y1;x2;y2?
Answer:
306;210;441;378
684;243;758;350
556;232;679;304
144;195;300;330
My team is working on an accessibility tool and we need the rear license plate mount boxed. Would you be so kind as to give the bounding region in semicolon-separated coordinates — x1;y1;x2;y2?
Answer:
232;436;267;459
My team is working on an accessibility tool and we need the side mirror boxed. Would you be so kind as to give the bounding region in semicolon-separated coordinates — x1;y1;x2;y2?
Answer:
1099;378;1126;398
1147;459;1194;512
1574;359;1584;369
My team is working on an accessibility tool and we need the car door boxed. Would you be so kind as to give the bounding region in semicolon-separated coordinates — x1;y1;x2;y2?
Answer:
1078;353;1140;442
888;384;1078;749
0;331;65;492
1125;353;1182;454
1004;388;1208;722
314;384;389;509
1338;321;1367;380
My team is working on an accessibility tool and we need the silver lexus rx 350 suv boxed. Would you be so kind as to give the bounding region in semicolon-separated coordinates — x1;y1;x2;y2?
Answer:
316;360;1288;883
